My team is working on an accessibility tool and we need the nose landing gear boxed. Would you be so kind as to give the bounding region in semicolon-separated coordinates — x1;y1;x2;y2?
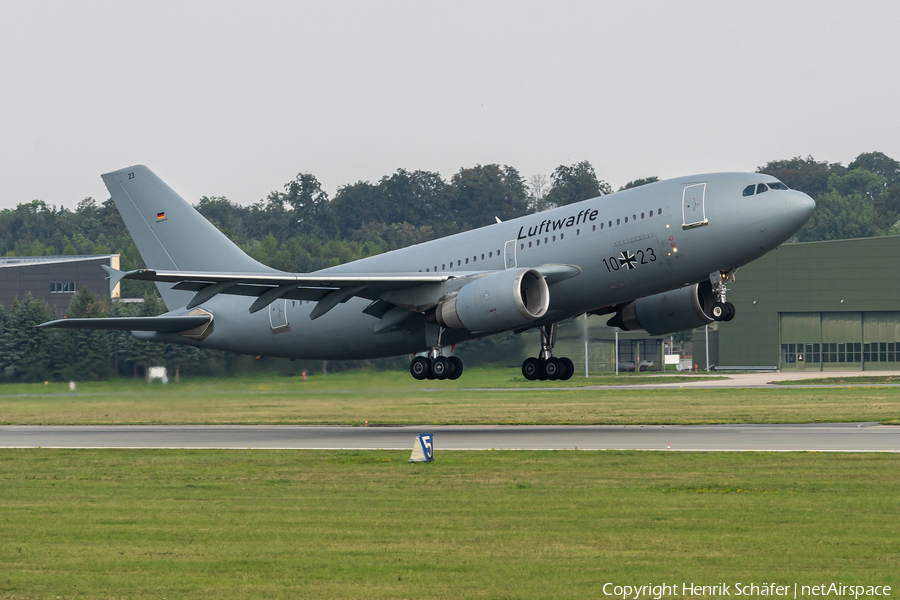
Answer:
709;270;736;322
521;324;575;381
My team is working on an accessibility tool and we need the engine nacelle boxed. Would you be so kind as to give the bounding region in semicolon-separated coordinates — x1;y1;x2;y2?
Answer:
436;268;550;332
607;281;717;336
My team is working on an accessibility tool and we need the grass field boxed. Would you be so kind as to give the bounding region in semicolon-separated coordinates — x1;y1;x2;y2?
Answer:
2;368;900;425
1;449;898;599
772;375;900;385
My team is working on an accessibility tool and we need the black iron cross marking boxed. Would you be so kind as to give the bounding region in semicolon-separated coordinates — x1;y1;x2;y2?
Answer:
618;251;637;270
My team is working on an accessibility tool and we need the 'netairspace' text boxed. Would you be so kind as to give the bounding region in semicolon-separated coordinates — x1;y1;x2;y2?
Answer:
601;583;892;599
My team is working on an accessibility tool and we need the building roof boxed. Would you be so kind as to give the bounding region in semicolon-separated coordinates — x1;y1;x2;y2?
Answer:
0;254;119;268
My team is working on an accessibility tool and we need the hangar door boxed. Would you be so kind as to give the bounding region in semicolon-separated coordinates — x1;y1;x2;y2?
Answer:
779;312;900;371
862;312;900;368
780;313;822;372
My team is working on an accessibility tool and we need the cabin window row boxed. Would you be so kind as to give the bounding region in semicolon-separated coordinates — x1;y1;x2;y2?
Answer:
422;249;502;272
419;207;663;270
520;207;663;250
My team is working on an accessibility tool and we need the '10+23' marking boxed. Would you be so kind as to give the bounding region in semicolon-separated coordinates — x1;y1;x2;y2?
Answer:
603;248;656;272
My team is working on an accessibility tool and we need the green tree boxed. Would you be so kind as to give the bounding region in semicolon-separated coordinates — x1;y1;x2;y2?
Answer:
164;342;202;382
544;161;612;208
195;196;246;242
449;164;529;228
847;152;900;231
620;177;659;190
797;191;875;241
331;181;383;237
251;233;280;267
757;156;844;198
378;169;450;228
270;173;337;239
61;287;110;380
120;294;167;378
350;222;432;251
827;168;886;202
526;174;552;214
848;151;900;184
0;294;61;381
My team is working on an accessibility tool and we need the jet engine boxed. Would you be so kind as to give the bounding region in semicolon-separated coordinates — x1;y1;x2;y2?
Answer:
606;281;717;336
436;268;550;332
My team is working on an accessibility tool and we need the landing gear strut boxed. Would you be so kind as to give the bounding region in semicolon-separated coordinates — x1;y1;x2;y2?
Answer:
709;270;736;322
410;327;463;381
521;323;575;381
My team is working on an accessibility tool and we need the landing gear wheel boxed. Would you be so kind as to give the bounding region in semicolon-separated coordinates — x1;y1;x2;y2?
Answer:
723;302;736;322
711;301;727;321
544;357;562;380
447;356;463;380
410;357;431;380
522;357;542;381
431;356;450;380
559;357;575;381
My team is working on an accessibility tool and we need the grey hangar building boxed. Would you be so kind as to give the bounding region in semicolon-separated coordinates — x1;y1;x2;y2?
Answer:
0;254;120;315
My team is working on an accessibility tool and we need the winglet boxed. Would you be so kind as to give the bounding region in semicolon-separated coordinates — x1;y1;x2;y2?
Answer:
101;264;126;296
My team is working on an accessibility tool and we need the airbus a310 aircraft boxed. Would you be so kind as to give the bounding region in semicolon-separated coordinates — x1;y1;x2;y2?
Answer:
41;165;815;381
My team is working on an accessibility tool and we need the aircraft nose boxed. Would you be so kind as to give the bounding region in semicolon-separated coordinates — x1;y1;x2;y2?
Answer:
785;190;816;230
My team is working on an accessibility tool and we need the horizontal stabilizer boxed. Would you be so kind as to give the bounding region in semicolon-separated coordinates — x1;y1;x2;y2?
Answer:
101;264;126;295
37;315;211;333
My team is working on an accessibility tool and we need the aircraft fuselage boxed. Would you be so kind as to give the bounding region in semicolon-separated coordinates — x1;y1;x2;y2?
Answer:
139;172;814;361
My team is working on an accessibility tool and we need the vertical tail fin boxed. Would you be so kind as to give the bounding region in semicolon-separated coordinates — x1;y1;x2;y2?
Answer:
102;165;277;309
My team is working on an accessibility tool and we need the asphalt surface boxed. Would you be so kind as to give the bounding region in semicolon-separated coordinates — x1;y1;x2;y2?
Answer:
2;423;898;452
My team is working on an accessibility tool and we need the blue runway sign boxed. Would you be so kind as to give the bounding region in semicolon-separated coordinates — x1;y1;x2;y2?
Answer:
409;433;434;462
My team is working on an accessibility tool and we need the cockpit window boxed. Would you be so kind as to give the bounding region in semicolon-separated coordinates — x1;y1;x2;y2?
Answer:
756;183;769;194
769;181;789;190
742;185;755;197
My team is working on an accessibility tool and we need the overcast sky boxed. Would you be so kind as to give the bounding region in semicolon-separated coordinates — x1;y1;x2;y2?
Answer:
2;1;899;211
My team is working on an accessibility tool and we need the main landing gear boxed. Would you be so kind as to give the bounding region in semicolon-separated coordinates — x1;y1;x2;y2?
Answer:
410;353;463;380
709;270;736;323
521;323;575;381
410;327;463;380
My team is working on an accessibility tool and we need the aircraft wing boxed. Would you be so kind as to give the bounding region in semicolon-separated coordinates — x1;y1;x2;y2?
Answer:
38;315;211;332
120;268;455;287
104;264;581;319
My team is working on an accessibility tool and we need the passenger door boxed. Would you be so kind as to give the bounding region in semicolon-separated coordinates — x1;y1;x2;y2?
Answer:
269;299;289;332
504;239;517;269
682;183;708;229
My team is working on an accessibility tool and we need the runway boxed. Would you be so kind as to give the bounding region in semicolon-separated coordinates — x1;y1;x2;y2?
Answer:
1;423;898;452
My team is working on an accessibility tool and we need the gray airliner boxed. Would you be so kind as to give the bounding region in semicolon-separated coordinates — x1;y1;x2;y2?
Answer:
41;166;815;381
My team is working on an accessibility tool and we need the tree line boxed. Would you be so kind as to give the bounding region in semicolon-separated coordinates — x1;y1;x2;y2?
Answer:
758;152;900;241
1;153;897;381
